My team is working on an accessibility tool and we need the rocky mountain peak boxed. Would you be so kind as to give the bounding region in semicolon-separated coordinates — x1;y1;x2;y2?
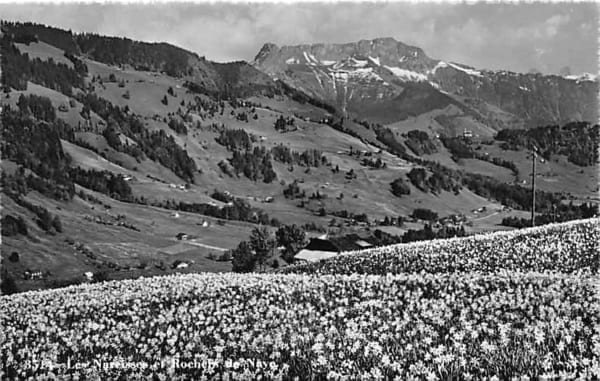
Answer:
251;36;597;128
254;37;436;72
253;42;280;64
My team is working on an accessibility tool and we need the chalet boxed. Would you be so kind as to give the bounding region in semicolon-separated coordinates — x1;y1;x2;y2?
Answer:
294;234;371;263
84;272;94;281
176;232;188;240
24;269;43;280
355;240;373;249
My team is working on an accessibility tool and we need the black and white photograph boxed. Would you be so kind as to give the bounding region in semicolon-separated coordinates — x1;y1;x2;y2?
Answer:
0;0;598;379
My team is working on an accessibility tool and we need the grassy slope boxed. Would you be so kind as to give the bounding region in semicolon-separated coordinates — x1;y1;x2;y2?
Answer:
3;40;597;292
4;82;104;128
15;41;74;68
1;186;246;292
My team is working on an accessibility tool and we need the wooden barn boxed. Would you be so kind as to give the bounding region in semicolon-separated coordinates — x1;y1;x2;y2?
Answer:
294;234;373;263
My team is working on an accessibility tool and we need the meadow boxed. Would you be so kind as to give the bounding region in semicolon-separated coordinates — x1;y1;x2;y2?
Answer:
281;218;600;275
1;219;599;380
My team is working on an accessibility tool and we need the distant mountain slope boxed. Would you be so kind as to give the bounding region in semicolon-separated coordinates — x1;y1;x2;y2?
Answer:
0;20;598;294
253;37;598;128
0;21;295;100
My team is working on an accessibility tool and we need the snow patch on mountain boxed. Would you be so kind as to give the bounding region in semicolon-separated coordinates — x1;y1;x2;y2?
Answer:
385;66;428;82
447;62;483;77
302;51;311;64
350;57;368;68
310;68;325;90
350;67;383;81
302;51;320;66
431;61;449;74
430;61;483;78
368;56;381;66
328;66;384;85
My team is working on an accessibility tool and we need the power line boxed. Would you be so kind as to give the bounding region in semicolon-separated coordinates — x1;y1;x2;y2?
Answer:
530;145;538;227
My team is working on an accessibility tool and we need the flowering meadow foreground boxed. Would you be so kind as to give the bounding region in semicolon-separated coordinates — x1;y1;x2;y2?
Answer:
1;219;599;380
281;218;600;275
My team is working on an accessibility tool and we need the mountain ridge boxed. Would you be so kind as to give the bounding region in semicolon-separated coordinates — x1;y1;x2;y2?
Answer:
253;37;598;129
253;36;596;81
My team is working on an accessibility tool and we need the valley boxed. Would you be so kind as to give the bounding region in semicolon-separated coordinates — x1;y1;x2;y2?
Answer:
0;21;598;293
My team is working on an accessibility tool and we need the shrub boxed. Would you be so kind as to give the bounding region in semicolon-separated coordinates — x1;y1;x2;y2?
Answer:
411;208;438;221
390;178;411;197
231;241;256;273
1;215;28;236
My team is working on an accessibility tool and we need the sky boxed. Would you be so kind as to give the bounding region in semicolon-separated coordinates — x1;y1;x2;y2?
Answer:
0;2;597;75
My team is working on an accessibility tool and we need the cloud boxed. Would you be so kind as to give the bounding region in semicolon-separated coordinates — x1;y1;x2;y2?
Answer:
542;14;571;38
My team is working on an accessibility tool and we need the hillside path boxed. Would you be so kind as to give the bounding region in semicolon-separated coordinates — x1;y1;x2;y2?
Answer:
184;241;228;252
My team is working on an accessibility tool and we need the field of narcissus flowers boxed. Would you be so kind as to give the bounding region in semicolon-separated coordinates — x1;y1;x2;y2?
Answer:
1;218;599;380
281;218;600;275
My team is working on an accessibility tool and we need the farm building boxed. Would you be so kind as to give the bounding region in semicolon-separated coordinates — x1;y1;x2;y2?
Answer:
24;269;43;280
294;235;372;263
176;233;188;240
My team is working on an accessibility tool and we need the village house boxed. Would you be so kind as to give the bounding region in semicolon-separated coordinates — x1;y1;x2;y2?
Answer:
24;269;43;280
294;234;373;263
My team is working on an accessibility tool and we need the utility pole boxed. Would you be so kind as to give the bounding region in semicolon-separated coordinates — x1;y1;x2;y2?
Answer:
531;146;538;227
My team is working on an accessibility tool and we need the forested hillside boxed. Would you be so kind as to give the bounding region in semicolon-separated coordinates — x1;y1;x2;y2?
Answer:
0;20;597;293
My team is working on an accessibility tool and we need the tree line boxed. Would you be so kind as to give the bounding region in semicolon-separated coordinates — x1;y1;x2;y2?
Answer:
1;35;85;95
78;92;197;183
495;122;599;167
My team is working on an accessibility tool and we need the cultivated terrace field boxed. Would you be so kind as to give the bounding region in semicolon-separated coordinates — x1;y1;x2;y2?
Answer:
1;218;599;380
